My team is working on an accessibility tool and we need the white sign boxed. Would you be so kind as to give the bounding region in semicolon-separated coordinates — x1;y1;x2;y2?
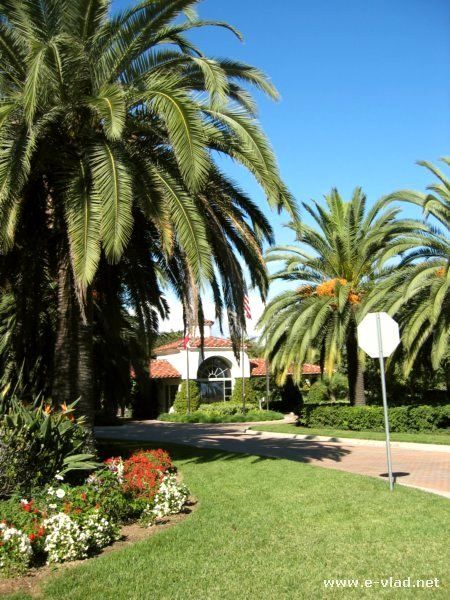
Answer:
357;312;400;358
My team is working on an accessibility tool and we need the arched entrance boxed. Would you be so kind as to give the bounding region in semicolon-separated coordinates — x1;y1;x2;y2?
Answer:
197;357;232;402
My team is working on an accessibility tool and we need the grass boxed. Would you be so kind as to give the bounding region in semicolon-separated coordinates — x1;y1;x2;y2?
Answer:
251;424;450;445
6;439;449;599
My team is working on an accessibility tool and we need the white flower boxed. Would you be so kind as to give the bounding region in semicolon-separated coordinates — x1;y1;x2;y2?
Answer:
148;474;189;520
47;487;54;496
0;524;32;570
48;503;57;510
55;488;65;499
54;473;64;481
43;513;89;564
20;499;29;505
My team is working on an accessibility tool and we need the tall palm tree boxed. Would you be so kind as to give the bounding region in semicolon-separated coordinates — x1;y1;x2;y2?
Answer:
374;159;450;387
0;0;295;425
258;188;417;405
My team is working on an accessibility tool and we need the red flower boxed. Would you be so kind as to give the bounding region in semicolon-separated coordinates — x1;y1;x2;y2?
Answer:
21;500;34;513
28;533;36;542
81;492;87;501
37;527;45;537
121;449;173;499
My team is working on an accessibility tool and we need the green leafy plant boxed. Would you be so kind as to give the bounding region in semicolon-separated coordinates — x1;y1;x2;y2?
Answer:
0;0;295;431
299;404;449;432
0;400;97;497
379;159;450;378
230;378;259;406
305;374;349;404
259;189;419;405
158;410;284;423
172;382;201;414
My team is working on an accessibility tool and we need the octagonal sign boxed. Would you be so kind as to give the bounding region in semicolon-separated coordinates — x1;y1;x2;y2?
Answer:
357;312;400;358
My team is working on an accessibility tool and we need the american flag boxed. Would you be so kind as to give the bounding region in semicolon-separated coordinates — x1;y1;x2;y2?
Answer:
183;334;190;349
243;294;252;320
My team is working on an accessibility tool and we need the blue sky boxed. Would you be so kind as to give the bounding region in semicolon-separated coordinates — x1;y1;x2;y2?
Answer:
114;0;450;332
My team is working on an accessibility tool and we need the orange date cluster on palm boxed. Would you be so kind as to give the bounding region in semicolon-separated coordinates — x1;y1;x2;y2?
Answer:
311;278;361;305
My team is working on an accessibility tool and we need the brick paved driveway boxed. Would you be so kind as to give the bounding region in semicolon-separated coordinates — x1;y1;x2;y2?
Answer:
95;421;450;498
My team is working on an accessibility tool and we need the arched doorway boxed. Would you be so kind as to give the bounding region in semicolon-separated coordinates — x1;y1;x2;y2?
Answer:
197;357;232;402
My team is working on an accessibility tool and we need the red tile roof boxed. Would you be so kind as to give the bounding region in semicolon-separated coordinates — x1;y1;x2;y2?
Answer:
149;359;181;379
249;358;321;377
154;336;234;354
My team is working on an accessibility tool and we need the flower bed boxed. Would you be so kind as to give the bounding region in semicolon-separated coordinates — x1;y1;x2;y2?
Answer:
0;449;189;576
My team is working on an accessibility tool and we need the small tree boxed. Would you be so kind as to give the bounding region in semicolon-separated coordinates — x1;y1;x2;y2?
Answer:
230;378;259;407
173;381;201;414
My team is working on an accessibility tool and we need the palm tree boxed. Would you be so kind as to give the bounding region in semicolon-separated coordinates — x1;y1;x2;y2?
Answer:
375;159;450;388
258;188;417;405
0;0;295;425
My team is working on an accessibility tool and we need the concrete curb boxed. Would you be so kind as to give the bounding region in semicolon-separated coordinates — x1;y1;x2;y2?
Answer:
243;428;450;453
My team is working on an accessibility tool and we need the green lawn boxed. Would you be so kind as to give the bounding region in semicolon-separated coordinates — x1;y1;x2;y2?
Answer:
251;424;450;445
7;440;449;599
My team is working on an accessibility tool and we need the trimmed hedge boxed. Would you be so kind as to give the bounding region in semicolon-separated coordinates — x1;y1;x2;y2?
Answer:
172;381;201;414
158;410;284;424
230;378;260;405
299;404;450;433
198;402;250;416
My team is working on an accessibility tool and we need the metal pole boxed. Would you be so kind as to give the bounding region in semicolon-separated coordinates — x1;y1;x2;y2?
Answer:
265;359;270;411
242;328;246;413
376;313;394;491
186;342;190;414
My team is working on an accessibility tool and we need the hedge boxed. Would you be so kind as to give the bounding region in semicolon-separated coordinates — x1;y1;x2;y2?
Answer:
230;378;260;405
172;381;201;414
198;402;249;416
158;410;284;424
299;404;450;433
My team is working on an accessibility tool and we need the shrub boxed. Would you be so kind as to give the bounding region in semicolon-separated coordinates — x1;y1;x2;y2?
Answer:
198;402;247;416
158;410;284;423
299;404;450;432
305;381;328;404
172;381;201;414
0;399;97;497
230;378;259;406
305;374;349;404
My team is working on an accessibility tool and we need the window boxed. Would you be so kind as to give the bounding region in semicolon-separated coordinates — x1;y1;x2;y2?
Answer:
197;357;232;402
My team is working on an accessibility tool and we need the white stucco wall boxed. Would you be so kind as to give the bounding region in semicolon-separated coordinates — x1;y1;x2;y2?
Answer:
160;347;251;381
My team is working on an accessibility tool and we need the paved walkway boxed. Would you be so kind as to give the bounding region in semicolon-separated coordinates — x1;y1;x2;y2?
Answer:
95;421;450;499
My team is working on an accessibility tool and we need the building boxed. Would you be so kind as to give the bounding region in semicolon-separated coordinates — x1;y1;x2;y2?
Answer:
150;320;321;413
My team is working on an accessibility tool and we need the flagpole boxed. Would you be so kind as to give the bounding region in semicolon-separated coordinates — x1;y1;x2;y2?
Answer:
241;326;245;413
186;342;190;414
184;329;190;415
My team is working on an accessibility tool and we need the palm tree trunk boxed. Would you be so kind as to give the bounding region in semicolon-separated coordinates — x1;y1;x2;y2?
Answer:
76;290;96;432
52;255;77;404
53;252;96;445
346;330;366;406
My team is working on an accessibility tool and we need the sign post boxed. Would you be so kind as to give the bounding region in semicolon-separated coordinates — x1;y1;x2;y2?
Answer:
357;312;400;492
